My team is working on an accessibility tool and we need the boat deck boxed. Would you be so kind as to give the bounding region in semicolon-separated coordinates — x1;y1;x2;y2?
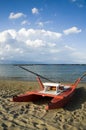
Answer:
39;90;63;95
39;82;70;95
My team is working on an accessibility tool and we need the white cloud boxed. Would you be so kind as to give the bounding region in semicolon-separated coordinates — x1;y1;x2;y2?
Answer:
37;22;44;27
5;44;11;51
9;12;26;19
0;28;62;63
17;28;62;42
50;49;60;53
26;39;45;48
0;28;85;64
64;45;76;51
63;26;81;35
0;29;16;42
21;20;30;25
71;51;86;63
36;21;52;28
32;8;39;14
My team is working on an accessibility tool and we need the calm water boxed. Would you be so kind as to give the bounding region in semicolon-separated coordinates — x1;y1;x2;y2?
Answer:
0;64;86;83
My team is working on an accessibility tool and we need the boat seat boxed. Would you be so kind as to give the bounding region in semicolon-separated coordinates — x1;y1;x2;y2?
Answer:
64;86;70;90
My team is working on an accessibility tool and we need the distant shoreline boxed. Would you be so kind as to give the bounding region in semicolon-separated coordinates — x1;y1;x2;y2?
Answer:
0;63;86;65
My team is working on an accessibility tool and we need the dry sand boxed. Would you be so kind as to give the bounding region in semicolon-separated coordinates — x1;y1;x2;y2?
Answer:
0;80;86;130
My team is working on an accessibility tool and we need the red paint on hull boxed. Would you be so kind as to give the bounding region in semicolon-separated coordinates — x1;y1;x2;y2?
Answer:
12;74;86;110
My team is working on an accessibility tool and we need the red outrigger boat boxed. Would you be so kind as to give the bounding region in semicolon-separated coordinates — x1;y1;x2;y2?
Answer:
13;66;86;110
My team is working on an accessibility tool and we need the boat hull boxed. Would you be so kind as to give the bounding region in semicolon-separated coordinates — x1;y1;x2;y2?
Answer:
46;89;75;110
13;91;53;102
13;94;42;102
13;85;75;110
12;77;83;110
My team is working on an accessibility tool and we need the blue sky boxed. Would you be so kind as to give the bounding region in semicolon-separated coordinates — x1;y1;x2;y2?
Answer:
0;0;86;64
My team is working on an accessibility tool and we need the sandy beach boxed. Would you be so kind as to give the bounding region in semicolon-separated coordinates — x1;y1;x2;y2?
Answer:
0;80;86;130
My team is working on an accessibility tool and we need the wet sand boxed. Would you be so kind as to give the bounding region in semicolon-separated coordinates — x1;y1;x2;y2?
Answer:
0;80;86;130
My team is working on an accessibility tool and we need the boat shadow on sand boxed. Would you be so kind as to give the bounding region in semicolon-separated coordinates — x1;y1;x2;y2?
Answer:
32;86;86;111
64;86;86;111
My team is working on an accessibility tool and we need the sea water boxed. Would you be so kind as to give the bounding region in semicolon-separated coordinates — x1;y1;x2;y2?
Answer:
0;64;86;82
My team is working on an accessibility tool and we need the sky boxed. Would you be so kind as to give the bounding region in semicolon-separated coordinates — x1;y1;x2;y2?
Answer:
0;0;86;64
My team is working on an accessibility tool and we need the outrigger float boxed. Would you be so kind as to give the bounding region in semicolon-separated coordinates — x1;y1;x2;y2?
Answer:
13;66;86;110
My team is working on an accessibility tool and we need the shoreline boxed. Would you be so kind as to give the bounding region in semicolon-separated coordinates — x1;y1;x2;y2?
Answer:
0;77;86;83
0;79;86;130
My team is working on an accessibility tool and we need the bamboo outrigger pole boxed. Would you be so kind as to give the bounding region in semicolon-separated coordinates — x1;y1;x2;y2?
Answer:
17;65;56;83
14;65;86;84
73;73;86;86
